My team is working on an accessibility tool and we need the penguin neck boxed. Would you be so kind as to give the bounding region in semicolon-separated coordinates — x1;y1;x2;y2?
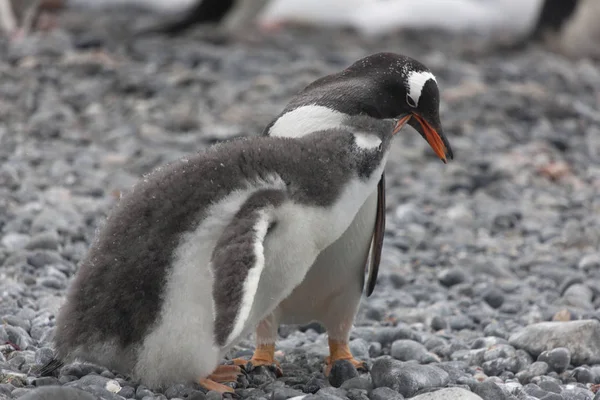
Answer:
265;104;392;140
265;104;349;138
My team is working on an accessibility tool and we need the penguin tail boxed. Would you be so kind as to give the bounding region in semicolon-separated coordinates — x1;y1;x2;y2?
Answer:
37;357;64;376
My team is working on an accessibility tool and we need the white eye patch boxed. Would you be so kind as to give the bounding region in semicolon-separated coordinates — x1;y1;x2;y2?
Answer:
407;71;437;107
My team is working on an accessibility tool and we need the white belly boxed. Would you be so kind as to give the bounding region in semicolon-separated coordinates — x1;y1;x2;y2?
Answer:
133;170;382;386
278;189;378;324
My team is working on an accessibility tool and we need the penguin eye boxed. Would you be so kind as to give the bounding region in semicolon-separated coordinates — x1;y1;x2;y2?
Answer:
406;94;417;108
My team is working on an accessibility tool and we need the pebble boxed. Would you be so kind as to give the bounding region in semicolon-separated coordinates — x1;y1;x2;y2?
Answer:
537;348;571;373
1;7;600;400
18;386;98;400
370;358;450;398
472;380;507;399
328;360;359;388
369;387;405;400
390;340;440;363
509;321;600;365
340;377;373;392
410;388;484;400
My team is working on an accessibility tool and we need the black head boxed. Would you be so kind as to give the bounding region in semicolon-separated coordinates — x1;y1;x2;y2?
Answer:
265;52;453;162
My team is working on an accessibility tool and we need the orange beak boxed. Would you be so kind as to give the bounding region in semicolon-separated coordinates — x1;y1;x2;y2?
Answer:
412;114;451;163
394;114;453;163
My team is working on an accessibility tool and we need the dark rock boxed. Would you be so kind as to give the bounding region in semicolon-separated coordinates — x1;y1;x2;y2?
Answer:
482;289;505;309
118;386;136;398
329;360;360;388
571;366;594;384
305;376;328;394
430;316;448;331
537;348;571;373
438;268;468;287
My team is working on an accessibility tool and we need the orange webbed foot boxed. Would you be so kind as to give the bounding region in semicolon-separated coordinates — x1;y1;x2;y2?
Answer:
324;339;368;376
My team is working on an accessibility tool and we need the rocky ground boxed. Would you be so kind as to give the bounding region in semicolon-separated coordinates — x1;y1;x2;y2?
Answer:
1;6;600;400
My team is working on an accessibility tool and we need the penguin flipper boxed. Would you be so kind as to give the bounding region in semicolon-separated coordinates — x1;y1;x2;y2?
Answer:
365;173;386;297
211;189;285;349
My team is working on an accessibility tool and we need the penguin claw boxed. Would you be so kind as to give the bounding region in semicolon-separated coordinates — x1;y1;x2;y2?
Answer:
231;358;283;377
198;378;236;394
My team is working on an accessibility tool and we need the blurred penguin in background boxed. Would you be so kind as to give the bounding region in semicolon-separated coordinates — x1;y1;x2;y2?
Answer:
2;0;598;56
526;0;600;58
0;0;63;38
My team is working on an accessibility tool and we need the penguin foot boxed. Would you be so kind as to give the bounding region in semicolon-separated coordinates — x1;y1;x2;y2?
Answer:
231;343;283;377
324;339;369;376
208;364;243;383
198;378;236;394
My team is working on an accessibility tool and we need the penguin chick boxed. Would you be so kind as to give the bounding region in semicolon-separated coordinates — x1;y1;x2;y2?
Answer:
232;52;453;376
44;111;421;392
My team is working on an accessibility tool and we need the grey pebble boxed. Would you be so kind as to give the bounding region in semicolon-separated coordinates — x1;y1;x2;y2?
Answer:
25;232;60;251
205;391;223;400
438;268;467;287
370;358;449;398
483;289;505;309
340;377;373;392
472;380;507;400
329;360;359;388
119;386;136;398
537;348;571;373
346;388;369;400
390;340;439;363
17;386;98;400
33;376;60;386
410;387;483;399
509;321;600;365
136;385;155;399
369;387;404;400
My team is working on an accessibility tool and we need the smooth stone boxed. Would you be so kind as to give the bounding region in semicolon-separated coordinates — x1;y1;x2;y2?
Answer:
472;380;507;400
329;360;359;388
482;288;505;309
390;340;439;363
509;320;600;365
18;386;98;400
410;388;483;400
537;348;571;373
370;358;449;398
340;377;373;392
369;387;404;400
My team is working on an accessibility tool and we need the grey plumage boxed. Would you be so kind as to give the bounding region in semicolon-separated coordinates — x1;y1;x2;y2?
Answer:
50;115;396;385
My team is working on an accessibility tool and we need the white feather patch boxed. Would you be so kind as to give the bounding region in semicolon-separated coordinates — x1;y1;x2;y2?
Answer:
224;210;272;347
353;132;382;150
407;71;437;107
268;105;346;138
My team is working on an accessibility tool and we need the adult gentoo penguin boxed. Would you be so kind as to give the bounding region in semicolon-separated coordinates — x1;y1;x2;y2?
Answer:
228;52;452;376
40;52;452;392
